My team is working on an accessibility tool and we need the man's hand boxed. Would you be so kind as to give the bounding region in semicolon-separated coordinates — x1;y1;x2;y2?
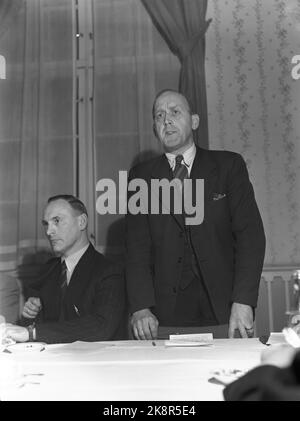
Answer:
5;324;29;342
131;308;159;340
289;314;300;334
22;297;42;319
228;302;254;338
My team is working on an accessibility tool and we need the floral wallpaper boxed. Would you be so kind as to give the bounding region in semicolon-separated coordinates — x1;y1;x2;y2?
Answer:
206;0;300;266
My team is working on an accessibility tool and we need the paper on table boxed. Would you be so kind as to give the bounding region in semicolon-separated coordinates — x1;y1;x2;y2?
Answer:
208;368;248;386
266;332;287;346
7;342;46;353
165;333;213;347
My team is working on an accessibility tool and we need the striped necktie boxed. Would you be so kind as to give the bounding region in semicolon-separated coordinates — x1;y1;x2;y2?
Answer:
60;260;68;294
173;154;188;181
59;260;68;321
172;155;188;221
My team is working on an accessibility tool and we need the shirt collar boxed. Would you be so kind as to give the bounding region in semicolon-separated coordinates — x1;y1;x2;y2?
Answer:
165;143;196;172
62;243;90;274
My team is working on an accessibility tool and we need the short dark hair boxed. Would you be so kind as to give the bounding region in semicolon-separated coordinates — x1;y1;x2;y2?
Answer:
152;89;192;119
47;195;88;216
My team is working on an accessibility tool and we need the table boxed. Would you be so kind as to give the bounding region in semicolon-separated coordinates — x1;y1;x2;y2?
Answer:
0;338;267;401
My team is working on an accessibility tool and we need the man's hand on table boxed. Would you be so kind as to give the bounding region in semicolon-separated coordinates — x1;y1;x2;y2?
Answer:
131;308;159;340
228;302;254;338
5;324;29;342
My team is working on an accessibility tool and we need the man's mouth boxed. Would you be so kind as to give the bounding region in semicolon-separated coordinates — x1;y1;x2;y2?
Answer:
164;130;177;136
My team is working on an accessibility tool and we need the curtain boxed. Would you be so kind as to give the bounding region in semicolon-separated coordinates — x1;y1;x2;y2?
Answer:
206;0;300;267
0;0;74;273
0;0;24;37
141;0;211;148
92;0;180;260
0;0;182;273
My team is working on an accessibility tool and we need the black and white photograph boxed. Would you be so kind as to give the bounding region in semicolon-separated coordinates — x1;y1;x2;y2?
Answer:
0;0;300;403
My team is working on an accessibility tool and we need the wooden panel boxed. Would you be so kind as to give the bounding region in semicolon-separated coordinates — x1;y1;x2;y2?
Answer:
255;278;270;336
256;269;300;337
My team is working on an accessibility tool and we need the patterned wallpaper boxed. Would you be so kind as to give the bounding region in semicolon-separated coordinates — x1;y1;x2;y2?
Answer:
206;0;300;266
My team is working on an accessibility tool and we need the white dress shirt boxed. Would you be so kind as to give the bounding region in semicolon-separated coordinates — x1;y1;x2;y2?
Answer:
62;243;90;285
165;143;196;177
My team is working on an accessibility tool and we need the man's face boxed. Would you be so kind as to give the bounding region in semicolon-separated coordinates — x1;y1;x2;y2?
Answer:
42;199;83;257
153;92;199;153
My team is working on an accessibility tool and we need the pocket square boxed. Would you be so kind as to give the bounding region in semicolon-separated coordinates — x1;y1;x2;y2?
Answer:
212;193;226;201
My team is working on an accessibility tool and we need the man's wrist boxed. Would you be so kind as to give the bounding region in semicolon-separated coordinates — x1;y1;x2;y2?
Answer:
27;323;36;342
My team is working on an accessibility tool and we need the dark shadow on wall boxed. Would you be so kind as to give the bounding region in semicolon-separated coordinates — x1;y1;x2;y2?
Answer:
104;216;126;266
104;149;161;266
17;249;53;302
0;250;53;324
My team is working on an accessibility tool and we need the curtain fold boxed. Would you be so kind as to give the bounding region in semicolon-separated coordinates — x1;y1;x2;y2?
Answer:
0;0;74;272
141;0;211;148
0;0;25;37
92;0;180;259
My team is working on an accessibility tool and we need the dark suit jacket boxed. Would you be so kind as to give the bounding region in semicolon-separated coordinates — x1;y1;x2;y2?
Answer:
22;244;127;344
224;351;300;401
125;146;266;325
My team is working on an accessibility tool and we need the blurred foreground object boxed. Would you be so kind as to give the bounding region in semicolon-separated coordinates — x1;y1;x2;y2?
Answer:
286;270;300;334
224;345;300;401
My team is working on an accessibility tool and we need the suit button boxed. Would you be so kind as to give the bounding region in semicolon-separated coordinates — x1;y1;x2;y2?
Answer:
173;287;177;294
177;257;182;263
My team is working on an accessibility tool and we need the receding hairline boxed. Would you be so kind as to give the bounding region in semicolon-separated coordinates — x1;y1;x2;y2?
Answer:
46;195;88;217
152;89;192;117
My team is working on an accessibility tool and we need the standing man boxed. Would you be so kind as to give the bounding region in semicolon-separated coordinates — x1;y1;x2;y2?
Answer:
5;195;126;344
126;89;265;340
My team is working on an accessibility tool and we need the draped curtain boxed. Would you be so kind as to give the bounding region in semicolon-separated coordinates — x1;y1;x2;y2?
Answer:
141;0;211;148
0;0;74;273
0;0;24;37
92;0;180;259
0;0;182;273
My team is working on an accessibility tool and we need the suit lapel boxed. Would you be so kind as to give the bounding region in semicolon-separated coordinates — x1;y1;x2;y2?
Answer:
187;147;219;261
149;148;218;229
150;154;173;181
190;146;218;210
39;259;62;320
150;155;184;229
65;244;96;311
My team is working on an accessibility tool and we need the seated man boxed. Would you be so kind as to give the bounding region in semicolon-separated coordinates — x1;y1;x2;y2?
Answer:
5;195;126;344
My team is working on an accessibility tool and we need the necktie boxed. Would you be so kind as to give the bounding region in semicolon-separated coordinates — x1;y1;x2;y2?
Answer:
60;260;68;293
59;260;68;321
173;154;188;182
172;155;188;221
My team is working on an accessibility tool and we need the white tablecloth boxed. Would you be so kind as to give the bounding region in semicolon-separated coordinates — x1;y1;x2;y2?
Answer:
0;338;267;401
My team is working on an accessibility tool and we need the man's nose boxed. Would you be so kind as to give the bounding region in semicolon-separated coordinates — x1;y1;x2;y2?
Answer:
46;224;55;236
163;112;173;125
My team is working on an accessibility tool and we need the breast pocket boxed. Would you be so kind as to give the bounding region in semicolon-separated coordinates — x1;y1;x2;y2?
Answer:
209;195;230;223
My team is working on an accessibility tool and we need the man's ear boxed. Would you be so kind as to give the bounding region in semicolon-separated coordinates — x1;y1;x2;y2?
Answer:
191;114;200;130
78;213;88;230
